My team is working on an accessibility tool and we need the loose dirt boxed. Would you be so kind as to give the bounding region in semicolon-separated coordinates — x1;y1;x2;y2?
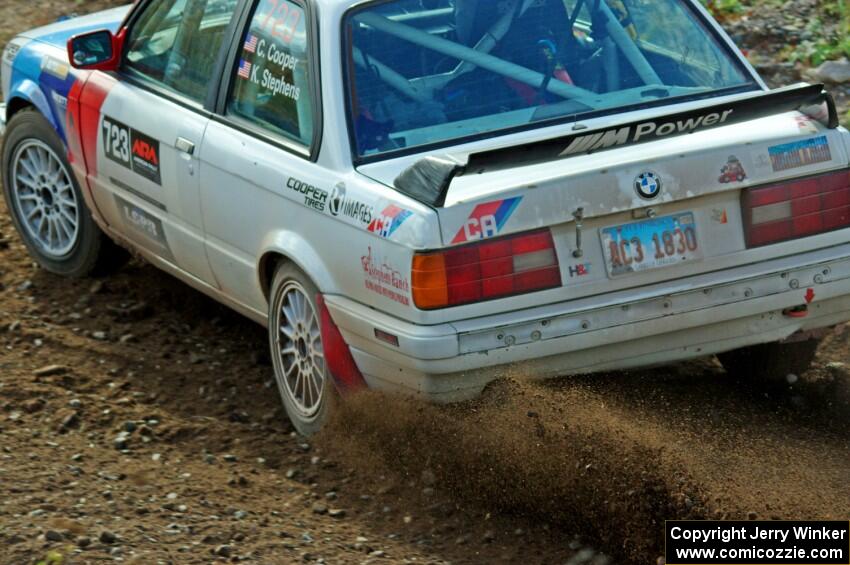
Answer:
1;1;849;564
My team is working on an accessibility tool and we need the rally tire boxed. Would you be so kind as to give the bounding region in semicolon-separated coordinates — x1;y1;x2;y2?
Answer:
268;262;336;436
718;339;821;382
2;108;127;277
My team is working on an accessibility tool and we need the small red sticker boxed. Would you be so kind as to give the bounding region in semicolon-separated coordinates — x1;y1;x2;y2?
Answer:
805;288;815;304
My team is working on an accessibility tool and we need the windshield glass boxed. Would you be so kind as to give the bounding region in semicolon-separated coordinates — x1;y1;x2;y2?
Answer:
344;0;755;159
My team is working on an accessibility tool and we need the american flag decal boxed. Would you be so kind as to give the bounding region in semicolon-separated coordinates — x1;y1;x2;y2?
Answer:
243;34;258;53
237;59;252;80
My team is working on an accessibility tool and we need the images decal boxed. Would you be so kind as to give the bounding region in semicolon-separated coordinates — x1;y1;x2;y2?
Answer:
368;205;413;239
768;136;831;172
718;156;747;184
328;184;373;226
452;197;522;244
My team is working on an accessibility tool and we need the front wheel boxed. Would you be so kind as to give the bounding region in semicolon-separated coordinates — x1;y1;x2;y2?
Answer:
268;263;335;436
2;108;127;276
718;339;821;382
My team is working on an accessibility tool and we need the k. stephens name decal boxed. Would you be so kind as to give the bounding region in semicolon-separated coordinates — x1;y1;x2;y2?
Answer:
462;84;831;176
102;117;162;185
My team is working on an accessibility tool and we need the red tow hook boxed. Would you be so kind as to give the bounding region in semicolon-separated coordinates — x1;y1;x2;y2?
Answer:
783;305;809;318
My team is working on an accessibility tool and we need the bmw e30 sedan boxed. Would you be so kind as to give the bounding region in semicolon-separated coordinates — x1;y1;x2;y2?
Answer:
2;0;849;433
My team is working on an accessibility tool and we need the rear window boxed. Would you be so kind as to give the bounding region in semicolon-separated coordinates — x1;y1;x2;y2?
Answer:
344;0;755;159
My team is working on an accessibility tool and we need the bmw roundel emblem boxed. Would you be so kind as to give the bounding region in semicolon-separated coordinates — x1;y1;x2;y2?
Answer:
635;171;662;199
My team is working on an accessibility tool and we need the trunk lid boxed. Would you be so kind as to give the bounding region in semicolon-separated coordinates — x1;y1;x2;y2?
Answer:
358;99;849;305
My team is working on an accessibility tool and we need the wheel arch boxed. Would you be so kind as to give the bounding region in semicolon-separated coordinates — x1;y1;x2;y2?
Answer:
5;80;62;138
257;231;336;304
6;96;35;121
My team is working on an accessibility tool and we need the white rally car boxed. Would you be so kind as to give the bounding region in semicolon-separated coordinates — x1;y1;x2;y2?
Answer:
2;0;848;434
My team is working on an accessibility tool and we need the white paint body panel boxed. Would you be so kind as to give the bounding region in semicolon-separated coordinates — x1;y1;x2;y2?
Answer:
8;0;850;401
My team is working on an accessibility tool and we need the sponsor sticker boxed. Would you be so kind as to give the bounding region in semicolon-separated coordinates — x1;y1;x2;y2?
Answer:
795;114;819;134
328;184;373;226
452;197;522;244
568;263;591;278
51;92;68;111
114;195;172;259
361;247;410;306
3;43;19;62
41;57;69;80
102;117;161;185
287;177;327;212
718;155;747;184
768;136;831;172
711;208;728;224
558;109;734;158
368;205;413;239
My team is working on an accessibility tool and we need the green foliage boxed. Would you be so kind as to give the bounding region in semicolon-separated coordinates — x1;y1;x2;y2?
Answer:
787;1;850;66
700;0;746;21
701;0;850;65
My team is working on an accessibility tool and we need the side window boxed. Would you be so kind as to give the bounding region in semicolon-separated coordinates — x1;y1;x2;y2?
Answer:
124;0;239;102
227;0;314;147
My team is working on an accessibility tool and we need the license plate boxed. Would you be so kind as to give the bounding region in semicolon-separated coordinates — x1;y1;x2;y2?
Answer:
601;212;702;277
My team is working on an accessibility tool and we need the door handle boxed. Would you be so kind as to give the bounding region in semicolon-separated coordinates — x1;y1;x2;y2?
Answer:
175;137;195;155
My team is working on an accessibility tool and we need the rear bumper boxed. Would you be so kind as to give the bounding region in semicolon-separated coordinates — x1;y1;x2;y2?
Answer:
325;243;850;402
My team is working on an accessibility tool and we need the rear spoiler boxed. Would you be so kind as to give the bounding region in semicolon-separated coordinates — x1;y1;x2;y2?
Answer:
394;83;839;207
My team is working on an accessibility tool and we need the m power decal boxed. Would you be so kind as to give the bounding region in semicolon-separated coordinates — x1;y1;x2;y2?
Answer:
460;84;832;176
102;117;161;185
452;197;522;244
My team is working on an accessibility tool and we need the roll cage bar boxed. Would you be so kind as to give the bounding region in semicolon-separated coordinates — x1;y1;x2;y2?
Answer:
349;0;662;107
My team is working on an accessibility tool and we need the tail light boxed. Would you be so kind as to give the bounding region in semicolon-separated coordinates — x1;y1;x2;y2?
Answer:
743;169;850;247
412;229;561;310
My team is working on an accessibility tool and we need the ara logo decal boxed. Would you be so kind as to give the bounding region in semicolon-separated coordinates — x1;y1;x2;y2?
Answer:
368;205;413;239
132;139;158;166
452;197;522;244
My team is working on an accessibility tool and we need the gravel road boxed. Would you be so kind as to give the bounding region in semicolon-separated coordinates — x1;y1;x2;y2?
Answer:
0;1;848;563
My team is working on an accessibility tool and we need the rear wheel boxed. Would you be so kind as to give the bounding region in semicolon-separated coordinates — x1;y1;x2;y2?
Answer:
2;108;127;277
718;339;821;382
268;263;335;436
